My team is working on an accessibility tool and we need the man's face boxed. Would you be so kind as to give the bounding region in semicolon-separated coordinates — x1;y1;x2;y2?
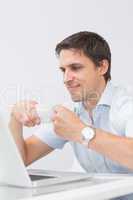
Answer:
59;49;105;102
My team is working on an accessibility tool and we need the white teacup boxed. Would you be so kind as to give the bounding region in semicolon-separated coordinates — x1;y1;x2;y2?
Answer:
36;104;54;123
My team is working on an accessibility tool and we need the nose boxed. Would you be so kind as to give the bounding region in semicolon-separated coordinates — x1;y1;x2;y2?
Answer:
64;70;75;83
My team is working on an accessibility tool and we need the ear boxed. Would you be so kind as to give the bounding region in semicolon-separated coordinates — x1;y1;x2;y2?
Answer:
98;59;109;76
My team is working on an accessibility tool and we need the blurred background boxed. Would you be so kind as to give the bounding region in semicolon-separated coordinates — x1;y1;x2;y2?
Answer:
0;0;133;172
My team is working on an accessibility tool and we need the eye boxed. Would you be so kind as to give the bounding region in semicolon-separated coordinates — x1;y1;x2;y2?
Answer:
71;64;83;71
60;67;65;73
71;66;81;71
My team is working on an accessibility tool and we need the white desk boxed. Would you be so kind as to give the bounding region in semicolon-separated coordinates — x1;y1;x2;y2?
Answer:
1;173;133;200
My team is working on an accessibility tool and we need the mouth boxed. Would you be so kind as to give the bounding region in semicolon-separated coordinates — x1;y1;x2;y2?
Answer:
67;84;80;91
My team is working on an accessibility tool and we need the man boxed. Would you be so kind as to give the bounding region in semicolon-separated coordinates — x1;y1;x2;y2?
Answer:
9;31;133;199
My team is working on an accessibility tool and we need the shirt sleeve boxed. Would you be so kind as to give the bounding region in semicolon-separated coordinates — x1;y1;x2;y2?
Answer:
33;123;67;149
110;93;133;137
125;119;133;138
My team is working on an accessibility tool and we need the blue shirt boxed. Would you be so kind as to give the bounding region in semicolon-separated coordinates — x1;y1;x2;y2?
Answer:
34;81;133;200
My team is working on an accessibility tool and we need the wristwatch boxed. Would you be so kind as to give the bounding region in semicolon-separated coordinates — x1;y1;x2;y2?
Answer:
81;126;96;147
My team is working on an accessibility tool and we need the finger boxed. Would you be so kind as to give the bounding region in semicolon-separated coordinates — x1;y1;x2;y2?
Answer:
27;106;41;125
23;115;38;127
30;108;39;118
30;109;41;124
53;104;63;113
25;105;36;119
51;115;56;122
29;101;38;110
35;118;41;125
30;100;38;105
20;113;29;124
24;121;35;127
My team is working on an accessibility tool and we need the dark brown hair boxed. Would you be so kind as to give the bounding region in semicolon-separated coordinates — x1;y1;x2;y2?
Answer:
55;31;111;82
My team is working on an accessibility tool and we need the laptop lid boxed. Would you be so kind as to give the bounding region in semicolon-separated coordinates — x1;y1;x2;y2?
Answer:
0;108;32;187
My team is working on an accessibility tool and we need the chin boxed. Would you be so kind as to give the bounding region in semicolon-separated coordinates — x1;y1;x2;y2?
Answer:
72;99;81;102
70;95;82;102
68;89;84;102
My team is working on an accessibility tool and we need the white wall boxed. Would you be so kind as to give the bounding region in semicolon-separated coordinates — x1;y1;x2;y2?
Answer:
0;0;133;172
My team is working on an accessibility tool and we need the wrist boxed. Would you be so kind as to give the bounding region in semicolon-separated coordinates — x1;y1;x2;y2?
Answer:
74;123;88;144
80;126;96;147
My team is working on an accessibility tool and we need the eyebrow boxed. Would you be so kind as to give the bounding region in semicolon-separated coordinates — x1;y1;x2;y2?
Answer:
59;63;84;70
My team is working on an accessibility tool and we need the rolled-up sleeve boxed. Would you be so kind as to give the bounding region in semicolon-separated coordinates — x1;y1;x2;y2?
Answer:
34;123;67;149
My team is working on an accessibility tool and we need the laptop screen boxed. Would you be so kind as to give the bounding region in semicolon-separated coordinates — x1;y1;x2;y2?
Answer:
29;175;56;181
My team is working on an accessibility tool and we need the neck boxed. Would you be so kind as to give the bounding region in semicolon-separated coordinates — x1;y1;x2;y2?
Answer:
83;79;107;113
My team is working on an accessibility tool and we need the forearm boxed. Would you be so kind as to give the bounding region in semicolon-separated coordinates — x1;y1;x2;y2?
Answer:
89;128;133;169
9;116;27;164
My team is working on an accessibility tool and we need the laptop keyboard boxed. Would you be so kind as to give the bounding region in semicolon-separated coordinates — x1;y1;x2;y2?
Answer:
29;175;56;181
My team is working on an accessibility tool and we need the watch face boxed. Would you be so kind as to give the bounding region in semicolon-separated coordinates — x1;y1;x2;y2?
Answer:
89;128;95;140
82;127;95;141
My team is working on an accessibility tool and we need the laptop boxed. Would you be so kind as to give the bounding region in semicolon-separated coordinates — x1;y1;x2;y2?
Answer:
0;108;91;188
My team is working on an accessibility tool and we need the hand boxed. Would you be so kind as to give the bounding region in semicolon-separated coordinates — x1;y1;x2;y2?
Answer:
11;100;41;127
52;105;86;143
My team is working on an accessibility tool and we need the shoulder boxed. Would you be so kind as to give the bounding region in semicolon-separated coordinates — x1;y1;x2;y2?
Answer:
111;84;133;114
110;83;133;131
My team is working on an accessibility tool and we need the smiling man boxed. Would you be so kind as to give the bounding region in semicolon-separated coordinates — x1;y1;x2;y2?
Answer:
9;31;133;199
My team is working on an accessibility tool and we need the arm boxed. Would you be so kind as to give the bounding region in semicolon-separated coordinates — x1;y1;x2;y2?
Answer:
52;105;133;170
9;101;54;166
89;128;133;170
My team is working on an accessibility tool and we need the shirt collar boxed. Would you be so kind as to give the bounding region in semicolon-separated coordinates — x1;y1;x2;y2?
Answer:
74;81;115;115
97;80;115;107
